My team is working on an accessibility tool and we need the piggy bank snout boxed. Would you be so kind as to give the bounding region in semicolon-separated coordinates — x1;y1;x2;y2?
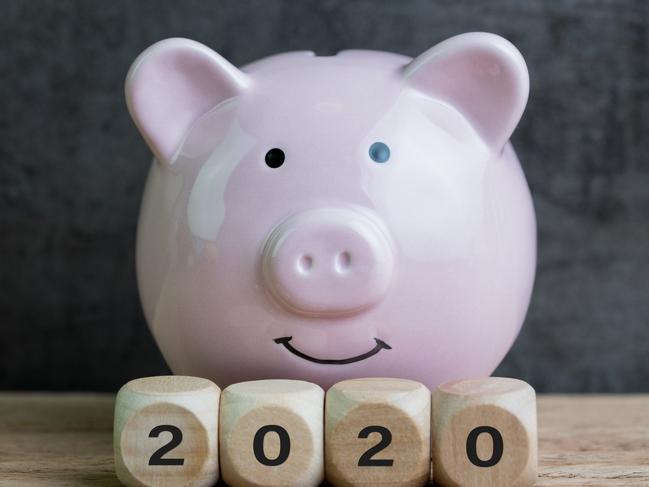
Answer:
262;209;394;317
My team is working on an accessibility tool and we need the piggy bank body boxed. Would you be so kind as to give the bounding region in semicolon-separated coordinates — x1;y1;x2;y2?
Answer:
129;33;535;390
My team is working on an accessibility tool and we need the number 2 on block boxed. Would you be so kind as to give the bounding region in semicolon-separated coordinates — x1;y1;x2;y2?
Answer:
357;425;394;467
148;425;185;466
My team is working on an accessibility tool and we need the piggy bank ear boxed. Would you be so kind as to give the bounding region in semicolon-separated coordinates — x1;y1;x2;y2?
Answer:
404;32;529;151
125;38;249;165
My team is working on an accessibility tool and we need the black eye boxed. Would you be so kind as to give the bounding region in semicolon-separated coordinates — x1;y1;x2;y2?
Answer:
265;148;285;168
369;142;390;163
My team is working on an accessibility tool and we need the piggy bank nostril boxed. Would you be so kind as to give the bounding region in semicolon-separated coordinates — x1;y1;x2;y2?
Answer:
297;254;314;274
335;251;352;273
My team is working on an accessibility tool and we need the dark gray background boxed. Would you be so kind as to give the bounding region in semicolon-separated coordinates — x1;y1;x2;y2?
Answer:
1;0;647;392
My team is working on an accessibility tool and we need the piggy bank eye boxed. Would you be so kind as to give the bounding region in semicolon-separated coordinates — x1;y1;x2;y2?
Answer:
369;142;390;163
265;148;285;168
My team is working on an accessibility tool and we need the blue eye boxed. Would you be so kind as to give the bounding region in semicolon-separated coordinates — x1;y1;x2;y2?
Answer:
369;142;390;163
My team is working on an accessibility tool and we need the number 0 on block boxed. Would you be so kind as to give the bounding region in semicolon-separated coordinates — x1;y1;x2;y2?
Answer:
219;379;325;487
432;378;537;487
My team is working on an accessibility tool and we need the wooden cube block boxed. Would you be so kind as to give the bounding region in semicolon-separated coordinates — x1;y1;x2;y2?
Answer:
219;379;324;487
325;378;431;487
113;376;220;487
432;377;537;487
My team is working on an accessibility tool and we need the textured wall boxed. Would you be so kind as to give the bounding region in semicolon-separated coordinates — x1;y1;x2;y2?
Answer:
1;0;648;392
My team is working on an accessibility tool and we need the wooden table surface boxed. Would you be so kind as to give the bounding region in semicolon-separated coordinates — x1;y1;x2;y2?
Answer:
0;393;647;486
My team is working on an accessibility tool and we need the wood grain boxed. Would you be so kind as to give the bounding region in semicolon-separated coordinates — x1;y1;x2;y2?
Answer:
0;394;648;486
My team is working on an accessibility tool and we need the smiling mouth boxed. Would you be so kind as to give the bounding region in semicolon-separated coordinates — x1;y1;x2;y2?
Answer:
273;336;392;365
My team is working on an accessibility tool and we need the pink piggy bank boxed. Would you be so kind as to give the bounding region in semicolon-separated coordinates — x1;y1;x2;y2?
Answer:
128;33;535;390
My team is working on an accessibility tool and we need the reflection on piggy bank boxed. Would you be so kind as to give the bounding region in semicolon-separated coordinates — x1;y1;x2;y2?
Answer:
128;33;536;390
